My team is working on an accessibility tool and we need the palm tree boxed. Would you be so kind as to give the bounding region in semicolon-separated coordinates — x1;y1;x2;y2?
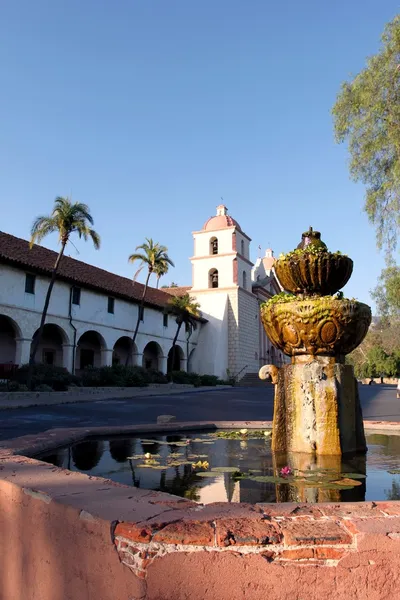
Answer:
154;260;170;289
28;197;100;386
168;293;200;371
128;238;174;362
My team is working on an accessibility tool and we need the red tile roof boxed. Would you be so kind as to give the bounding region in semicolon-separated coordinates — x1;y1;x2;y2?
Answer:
0;231;177;312
161;286;191;297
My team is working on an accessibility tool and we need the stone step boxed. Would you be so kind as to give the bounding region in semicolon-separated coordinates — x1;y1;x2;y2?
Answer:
237;373;273;387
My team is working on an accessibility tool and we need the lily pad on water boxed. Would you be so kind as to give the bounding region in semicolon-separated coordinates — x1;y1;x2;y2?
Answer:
331;478;363;487
249;475;294;484
342;473;366;479
136;464;169;470
388;469;400;475
211;467;240;473
195;471;219;478
188;454;209;459
127;454;161;460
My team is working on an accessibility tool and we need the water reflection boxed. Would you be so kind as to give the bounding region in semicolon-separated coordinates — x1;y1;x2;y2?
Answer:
109;439;133;463
72;441;104;471
385;480;400;500
273;452;366;503
36;432;400;504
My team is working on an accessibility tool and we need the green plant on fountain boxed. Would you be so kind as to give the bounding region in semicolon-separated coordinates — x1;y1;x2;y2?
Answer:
259;227;372;456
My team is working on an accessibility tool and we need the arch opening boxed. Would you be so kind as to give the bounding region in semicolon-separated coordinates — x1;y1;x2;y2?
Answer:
113;337;138;366
0;315;21;371
77;330;106;371
31;323;68;367
209;269;219;289
210;237;218;255
167;345;185;373
142;341;162;371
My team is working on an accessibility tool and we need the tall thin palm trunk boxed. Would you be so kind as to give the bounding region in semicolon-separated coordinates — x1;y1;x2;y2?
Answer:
127;270;152;365
27;242;66;388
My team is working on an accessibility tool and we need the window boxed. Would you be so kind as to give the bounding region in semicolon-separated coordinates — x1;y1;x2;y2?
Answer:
72;287;81;306
209;269;219;289
241;239;245;255
210;237;218;255
108;297;115;314
25;273;36;294
139;306;144;321
163;313;168;327
243;271;247;289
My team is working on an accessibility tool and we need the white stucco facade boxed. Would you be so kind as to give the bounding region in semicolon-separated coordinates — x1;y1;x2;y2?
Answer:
0;262;199;375
0;206;286;380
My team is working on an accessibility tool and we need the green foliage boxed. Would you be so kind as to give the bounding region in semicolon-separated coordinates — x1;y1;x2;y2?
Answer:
15;364;78;391
348;319;400;378
371;265;400;319
332;16;400;255
31;196;100;249
80;365;150;387
35;384;54;392
168;371;201;386
7;381;29;392
146;368;168;384
261;292;296;308
278;248;344;260
198;374;220;386
129;238;174;281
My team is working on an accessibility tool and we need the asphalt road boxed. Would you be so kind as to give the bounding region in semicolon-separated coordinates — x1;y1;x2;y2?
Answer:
0;384;398;443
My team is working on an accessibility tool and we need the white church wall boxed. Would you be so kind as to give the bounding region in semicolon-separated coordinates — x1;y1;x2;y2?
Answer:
0;263;198;372
191;254;236;291
192;228;235;257
189;292;229;379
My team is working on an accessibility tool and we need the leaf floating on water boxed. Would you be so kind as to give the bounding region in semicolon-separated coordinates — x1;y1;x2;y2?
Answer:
332;478;362;487
388;469;400;475
127;454;161;460
136;464;168;470
196;472;220;478
342;473;366;479
188;454;208;459
211;467;240;473
249;475;293;484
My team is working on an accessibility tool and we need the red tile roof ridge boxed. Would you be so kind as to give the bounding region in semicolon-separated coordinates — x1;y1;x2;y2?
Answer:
0;231;175;311
162;286;191;296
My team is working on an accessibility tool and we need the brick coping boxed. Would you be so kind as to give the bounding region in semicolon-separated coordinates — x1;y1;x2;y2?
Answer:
2;420;400;581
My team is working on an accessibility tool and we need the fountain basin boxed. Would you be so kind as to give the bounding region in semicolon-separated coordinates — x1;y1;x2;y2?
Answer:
274;252;353;295
261;296;371;357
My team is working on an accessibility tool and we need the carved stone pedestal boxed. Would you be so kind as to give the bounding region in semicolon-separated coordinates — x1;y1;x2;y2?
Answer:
261;357;366;456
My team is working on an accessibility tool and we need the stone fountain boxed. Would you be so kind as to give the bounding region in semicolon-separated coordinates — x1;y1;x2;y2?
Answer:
259;227;371;456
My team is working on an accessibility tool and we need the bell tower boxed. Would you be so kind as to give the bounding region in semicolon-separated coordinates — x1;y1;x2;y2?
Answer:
189;205;259;380
191;205;251;292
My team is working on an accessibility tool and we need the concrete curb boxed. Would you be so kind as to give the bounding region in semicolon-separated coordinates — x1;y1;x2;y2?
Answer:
0;384;233;410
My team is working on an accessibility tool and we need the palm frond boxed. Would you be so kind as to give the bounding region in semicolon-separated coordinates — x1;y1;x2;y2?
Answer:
89;228;101;249
30;196;99;250
128;252;150;264
30;217;58;247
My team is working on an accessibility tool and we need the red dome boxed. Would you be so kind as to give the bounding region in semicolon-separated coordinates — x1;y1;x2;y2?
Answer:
202;205;241;231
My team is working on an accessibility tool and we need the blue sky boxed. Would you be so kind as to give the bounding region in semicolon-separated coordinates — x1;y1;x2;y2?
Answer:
0;1;398;310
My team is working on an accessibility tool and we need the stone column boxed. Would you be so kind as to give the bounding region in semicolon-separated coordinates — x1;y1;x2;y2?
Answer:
180;357;188;372
62;344;75;373
101;348;113;367
15;338;31;365
271;356;366;456
159;355;168;374
134;353;143;368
